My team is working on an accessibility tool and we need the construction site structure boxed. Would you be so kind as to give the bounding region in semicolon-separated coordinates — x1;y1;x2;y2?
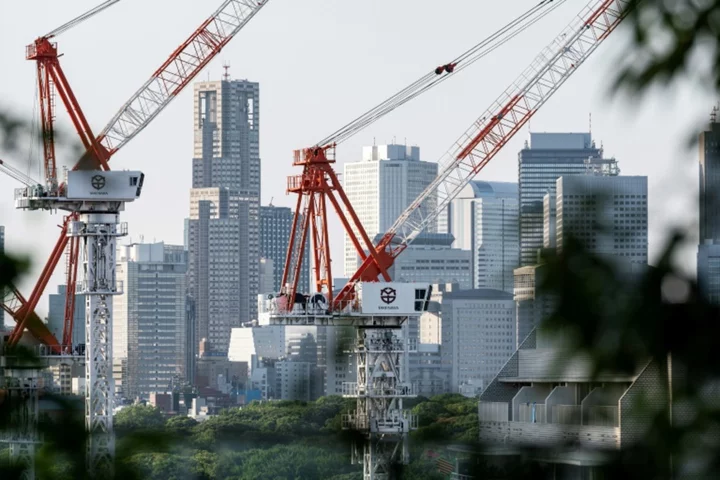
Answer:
0;340;85;480
260;282;430;479
1;0;270;476
275;0;630;478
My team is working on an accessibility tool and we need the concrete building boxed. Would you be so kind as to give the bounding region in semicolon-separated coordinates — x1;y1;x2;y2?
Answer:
228;326;286;365
343;144;437;276
418;283;460;344
188;187;253;356
698;111;720;304
259;205;309;294
385;233;473;290
519;132;618;266
441;289;516;395
513;264;555;349
476;327;682;477
188;78;261;367
699;112;720;243
259;258;275;295
46;285;86;347
324;326;356;396
113;243;188;399
409;343;452;397
554;175;648;270
698;242;720;305
448;181;519;293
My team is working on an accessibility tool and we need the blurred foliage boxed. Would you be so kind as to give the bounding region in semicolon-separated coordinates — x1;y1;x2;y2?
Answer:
617;0;720;95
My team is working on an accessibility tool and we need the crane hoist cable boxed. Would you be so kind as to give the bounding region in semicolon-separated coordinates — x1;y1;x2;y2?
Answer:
318;0;569;147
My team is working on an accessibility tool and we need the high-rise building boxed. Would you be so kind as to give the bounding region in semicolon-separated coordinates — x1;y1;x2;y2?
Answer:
113;243;188;399
259;205;309;293
698;110;720;304
343;144;437;276
47;285;86;347
513;263;555;348
440;289;516;395
188;78;261;367
259;258;275;295
699;112;720;243
554;175;648;269
698;243;720;304
448;181;519;293
386;233;473;290
519;132;618;266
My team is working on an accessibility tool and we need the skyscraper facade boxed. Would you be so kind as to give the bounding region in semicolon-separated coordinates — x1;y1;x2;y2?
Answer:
259;205;309;293
519;133;618;266
441;289;516;395
699;115;720;243
698;111;720;304
448;181;519;293
113;243;188;399
47;285;86;347
188;78;261;361
386;233;473;290
343;144;437;277
554;175;648;269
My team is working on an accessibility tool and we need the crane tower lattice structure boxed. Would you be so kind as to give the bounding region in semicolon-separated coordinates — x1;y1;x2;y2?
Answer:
271;0;630;478
1;0;270;476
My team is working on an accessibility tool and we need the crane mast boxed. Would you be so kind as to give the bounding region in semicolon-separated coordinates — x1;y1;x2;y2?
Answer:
1;0;270;477
337;0;631;307
273;1;631;478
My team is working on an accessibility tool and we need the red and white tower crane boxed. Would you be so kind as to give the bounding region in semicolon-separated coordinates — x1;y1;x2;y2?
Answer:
1;0;270;475
270;0;631;478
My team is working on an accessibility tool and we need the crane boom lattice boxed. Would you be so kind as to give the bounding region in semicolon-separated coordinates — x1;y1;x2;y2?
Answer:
88;0;267;166
338;0;631;306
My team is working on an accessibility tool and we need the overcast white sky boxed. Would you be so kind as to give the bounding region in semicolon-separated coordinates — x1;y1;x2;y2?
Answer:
0;0;713;319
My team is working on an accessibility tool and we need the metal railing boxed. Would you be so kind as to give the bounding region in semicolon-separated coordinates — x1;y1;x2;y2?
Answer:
518;403;546;424
478;401;509;422
586;406;618;427
552;405;581;425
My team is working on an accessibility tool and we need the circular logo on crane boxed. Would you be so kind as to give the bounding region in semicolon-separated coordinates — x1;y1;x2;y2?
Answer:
380;287;397;304
91;175;106;190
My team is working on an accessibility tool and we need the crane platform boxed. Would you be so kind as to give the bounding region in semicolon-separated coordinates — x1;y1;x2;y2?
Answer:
258;282;432;327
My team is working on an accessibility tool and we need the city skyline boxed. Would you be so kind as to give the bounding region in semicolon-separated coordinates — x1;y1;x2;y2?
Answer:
0;0;708;319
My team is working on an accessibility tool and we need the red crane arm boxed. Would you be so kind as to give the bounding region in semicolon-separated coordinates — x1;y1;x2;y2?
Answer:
335;0;631;309
4;0;270;349
75;0;269;170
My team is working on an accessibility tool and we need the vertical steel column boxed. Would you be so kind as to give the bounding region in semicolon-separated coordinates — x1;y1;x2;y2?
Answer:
1;366;41;480
72;211;125;474
344;327;417;480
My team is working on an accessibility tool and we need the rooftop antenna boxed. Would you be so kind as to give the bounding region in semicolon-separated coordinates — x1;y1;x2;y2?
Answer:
589;112;592;134
223;62;231;81
711;105;719;124
269;196;274;207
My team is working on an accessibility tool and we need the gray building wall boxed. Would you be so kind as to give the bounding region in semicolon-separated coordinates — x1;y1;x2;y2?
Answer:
441;289;516;395
114;243;188;399
259;205;309;293
698;243;720;304
448;181;519;293
698;115;720;305
47;285;86;347
188;79;261;368
555;175;648;269
699;118;720;243
519;132;618;266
